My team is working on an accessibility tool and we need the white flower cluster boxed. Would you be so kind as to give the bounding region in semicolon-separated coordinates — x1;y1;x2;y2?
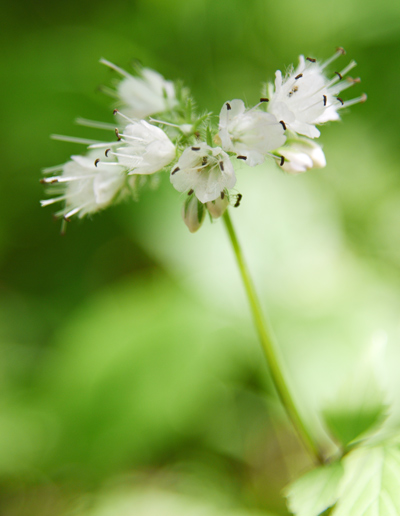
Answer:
42;49;365;232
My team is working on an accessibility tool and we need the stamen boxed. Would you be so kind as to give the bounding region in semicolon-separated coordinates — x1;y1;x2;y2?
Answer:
105;149;111;157
88;141;120;149
188;189;194;195
339;93;367;109
220;191;225;200
75;118;116;131
336;97;344;105
306;57;316;62
260;98;269;102
237;155;247;160
234;193;242;208
295;73;303;80
172;167;180;175
40;196;67;207
323;95;327;106
191;147;200;151
202;157;208;166
94;159;101;167
149;118;181;129
335;71;343;80
320;47;346;70
219;161;224;171
99;58;132;79
51;135;101;145
42;164;64;174
226;102;232;110
279;120;287;130
115;128;121;141
64;206;82;220
113;109;135;124
326;60;357;88
279;155;285;167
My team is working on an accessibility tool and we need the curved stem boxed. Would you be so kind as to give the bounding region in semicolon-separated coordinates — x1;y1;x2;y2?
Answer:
223;209;323;464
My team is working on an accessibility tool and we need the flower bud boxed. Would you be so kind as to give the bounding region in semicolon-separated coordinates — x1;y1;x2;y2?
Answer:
206;195;229;218
279;138;326;174
182;195;206;233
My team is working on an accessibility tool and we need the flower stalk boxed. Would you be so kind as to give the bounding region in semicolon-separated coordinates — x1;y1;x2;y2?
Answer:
222;209;324;464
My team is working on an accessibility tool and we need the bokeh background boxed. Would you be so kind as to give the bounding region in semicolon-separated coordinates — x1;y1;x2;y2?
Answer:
1;0;400;514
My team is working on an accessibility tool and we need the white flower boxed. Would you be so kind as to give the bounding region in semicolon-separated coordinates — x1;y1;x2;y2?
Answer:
40;150;126;219
182;195;206;233
218;99;286;166
100;59;178;119
278;138;326;174
267;48;367;139
105;120;176;174
170;143;236;203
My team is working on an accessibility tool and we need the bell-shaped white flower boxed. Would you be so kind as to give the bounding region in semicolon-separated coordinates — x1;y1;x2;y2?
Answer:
182;194;206;233
100;59;178;119
170;143;236;203
278;138;326;174
218;99;286;166
105;120;176;174
40;150;126;219
267;49;367;139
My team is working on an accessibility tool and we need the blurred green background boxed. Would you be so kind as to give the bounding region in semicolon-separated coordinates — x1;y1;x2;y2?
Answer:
1;0;400;514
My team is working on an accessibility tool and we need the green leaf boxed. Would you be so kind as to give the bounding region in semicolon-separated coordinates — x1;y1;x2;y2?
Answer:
285;461;344;516
333;444;400;516
322;345;388;447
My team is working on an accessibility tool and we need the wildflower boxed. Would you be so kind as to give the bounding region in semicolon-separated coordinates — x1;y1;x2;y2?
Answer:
100;59;178;119
100;119;176;174
218;99;286;166
40;150;126;219
182;194;206;233
278;138;326;174
267;48;367;138
170;143;236;203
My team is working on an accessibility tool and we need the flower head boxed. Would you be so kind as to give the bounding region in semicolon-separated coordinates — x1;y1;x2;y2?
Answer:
278;138;326;174
267;48;367;138
40;150;126;219
103;119;176;174
170;143;236;203
100;59;178;119
218;99;286;166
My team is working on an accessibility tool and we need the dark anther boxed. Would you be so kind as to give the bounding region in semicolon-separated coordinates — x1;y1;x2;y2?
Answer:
279;155;285;167
39;178;46;184
191;147;200;151
335;71;343;80
50;178;58;184
226;102;231;110
115;128;121;141
202;157;208;166
113;109;119;115
220;191;225;200
336;97;344;105
172;167;180;175
260;97;269;102
336;47;346;55
94;159;100;167
295;73;303;80
188;189;194;195
234;193;242;208
323;95;327;106
219;161;224;171
306;57;316;62
105;148;111;157
237;155;247;160
279;120;287;131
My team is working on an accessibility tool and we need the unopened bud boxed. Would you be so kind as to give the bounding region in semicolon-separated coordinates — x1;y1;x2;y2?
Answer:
278;138;326;174
182;195;206;233
206;195;229;219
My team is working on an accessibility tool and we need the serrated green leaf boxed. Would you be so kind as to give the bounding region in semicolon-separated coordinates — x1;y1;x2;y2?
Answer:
333;444;400;516
322;345;388;447
285;461;344;516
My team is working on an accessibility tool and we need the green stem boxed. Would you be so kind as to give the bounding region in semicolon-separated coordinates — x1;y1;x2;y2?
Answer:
223;209;323;464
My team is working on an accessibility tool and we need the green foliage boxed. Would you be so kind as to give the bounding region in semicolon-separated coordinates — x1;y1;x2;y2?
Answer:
333;444;400;516
322;347;388;448
285;461;344;516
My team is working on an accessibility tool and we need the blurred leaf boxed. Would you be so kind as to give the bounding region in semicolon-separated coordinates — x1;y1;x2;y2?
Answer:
322;343;388;448
333;444;400;516
284;461;344;516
